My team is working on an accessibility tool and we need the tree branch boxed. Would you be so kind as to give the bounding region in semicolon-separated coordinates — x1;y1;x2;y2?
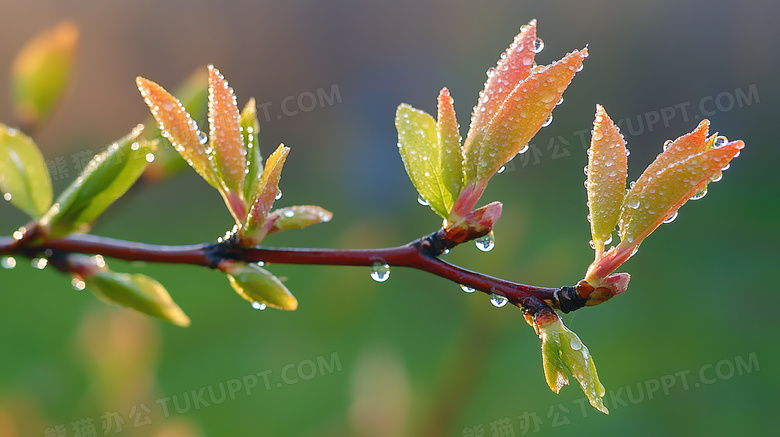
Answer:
0;229;583;313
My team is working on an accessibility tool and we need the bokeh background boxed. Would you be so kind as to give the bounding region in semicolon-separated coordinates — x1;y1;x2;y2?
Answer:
1;1;778;436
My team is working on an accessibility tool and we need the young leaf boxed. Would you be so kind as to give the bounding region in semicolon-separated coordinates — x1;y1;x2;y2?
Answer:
242;144;289;245
531;310;608;414
11;21;79;128
87;270;191;327
207;65;246;196
266;205;333;234
241;98;263;201
587;105;627;256
220;261;298;310
395;104;450;218
143;66;208;182
41;126;154;238
436;88;464;212
463;48;587;185
136;76;220;189
0;123;53;217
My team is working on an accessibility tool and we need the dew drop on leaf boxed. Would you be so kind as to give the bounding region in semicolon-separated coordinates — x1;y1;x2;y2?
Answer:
417;195;429;206
197;131;208;145
604;234;613;245
497;165;506;174
542;114;553;128
517;145;530;155
1;257;17;269
3;193;11;201
475;232;495;252
627;196;640;209
689;187;707;201
275;189;283;200
489;293;508;308
663;140;673;151
460;284;475;293
663;210;678;224
713;136;728;148
532;37;544;53
370;262;390;282
570;338;582;350
283;209;295;218
251;301;267;310
556;97;564;106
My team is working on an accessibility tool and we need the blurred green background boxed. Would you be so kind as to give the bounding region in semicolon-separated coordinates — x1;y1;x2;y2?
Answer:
1;0;778;436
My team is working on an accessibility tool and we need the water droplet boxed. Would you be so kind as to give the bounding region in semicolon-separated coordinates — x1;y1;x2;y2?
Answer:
711;172;723;183
627;197;640;209
474;232;495;252
71;277;86;291
517;145;529;155
663;140;673;151
604;234;613;245
3;193;11;201
1;257;17;269
625;149;631;157
542;114;553;127
556;97;564;106
689;187;707;200
145;153;155;163
497;165;506;174
283;209;295;218
442;249;450;255
532;38;544;53
12;228;25;241
417;196;429;206
489;293;508;308
251;301;267;310
663;210;678;224
583;166;589;176
275;189;283;200
197;131;208;145
370;262;390;282
713;136;728;148
460;284;475;293
32;258;48;270
576;63;583;72
257;261;265;267
570;338;582;350
486;67;495;78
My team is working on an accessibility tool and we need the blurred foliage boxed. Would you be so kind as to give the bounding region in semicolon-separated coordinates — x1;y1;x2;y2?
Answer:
1;2;779;437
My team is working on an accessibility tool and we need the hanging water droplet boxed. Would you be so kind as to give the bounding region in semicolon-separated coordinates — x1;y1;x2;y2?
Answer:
489;293;508;308
32;258;48;270
370;262;390;282
604;234;613;245
197;131;208;145
532;38;544;53
541;114;553;128
576;63;583;72
711;172;723;183
251;301;267;310
569;338;582;350
713;135;728;148
517;145;529;154
3;192;11;201
257;261;265;267
486;67;495;78
460;284;475;293
663;210;678;224
625;149;631;157
275;189;283;200
583;166;589;176
689;187;707;200
71;277;86;291
497;165;506;174
417;195;429;206
474;231;495;252
631;245;640;257
663;140;673;151
442;248;450;255
1;256;17;269
589;240;596;249
556;97;564;106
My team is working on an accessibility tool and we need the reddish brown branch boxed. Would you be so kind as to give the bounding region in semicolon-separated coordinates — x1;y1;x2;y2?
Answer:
0;232;570;312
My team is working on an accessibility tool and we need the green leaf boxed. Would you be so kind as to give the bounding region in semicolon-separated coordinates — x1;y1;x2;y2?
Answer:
221;261;298;310
87;270;190;327
267;205;333;234
11;21;79;128
0;123;53;217
242;144;289;246
537;314;608;414
395;104;451;218
241;98;262;202
41;125;154;238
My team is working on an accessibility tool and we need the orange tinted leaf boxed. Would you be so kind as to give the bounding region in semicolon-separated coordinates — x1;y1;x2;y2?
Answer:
208;65;246;195
469;19;537;142
464;48;587;184
587;105;627;254
640;120;709;183
436;87;463;209
136;76;219;189
242;144;290;245
619;140;744;246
